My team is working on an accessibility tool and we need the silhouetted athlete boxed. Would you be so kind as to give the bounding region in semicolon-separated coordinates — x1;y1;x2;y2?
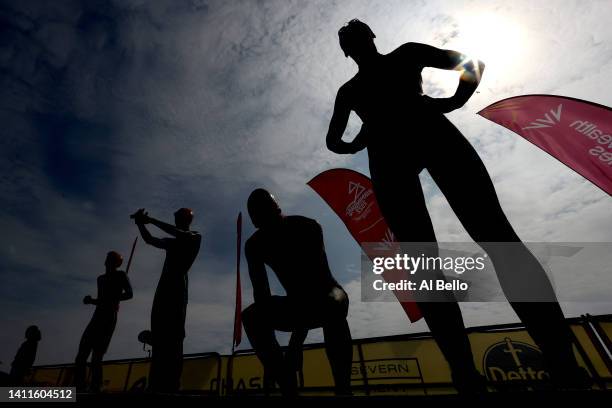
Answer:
132;208;201;392
75;252;132;392
326;19;587;391
242;189;353;396
10;325;41;385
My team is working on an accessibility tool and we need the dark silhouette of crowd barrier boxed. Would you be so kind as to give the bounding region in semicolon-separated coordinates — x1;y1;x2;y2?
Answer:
22;314;612;395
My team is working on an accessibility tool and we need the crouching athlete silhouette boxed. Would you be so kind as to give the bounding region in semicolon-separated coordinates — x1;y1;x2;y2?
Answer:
242;189;353;396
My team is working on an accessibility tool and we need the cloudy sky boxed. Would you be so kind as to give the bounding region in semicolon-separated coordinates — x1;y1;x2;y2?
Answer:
1;0;611;367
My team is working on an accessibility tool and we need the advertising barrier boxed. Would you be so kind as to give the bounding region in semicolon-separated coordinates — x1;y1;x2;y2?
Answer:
26;314;612;395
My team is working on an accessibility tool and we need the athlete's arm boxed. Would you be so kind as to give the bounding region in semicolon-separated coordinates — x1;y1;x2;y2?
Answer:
148;217;195;240
405;42;485;112
83;278;101;305
120;272;134;301
245;238;272;304
350;124;369;152
312;221;334;281
326;86;366;154
83;295;97;305
132;208;174;248
135;222;169;249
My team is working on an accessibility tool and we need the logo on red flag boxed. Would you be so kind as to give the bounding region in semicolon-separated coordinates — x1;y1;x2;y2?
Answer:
308;169;422;322
479;95;612;196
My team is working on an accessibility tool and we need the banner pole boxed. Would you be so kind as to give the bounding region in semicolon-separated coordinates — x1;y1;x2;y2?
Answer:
228;213;242;395
232;213;243;352
125;236;138;275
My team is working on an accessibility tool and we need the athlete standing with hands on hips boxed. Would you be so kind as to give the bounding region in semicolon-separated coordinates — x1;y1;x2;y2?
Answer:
325;19;588;391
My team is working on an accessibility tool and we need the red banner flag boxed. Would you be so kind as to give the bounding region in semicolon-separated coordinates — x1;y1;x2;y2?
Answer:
232;212;243;349
308;169;422;322
478;95;612;196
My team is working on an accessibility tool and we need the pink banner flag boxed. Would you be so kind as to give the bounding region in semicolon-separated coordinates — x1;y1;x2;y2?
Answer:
308;169;422;322
478;95;612;196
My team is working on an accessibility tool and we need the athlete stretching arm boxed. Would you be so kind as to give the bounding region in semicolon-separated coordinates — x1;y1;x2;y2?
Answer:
245;238;272;304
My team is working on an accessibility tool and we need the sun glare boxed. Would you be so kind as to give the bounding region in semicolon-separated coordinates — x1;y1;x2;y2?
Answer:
451;13;528;80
